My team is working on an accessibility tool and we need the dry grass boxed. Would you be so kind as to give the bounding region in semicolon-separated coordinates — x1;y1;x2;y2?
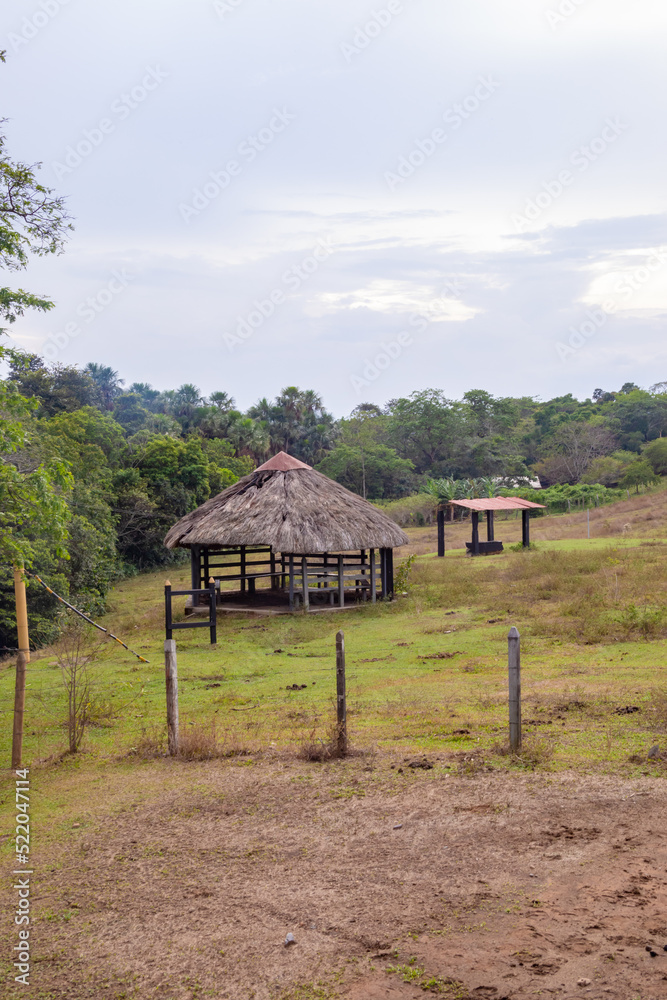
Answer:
130;719;251;761
409;541;667;645
298;722;349;761
492;735;557;770
646;688;667;732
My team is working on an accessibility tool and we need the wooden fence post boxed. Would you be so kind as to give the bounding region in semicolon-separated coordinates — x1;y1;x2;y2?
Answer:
336;630;347;755
164;639;179;756
437;507;445;557
164;580;172;640
11;652;27;769
13;567;30;663
508;626;521;751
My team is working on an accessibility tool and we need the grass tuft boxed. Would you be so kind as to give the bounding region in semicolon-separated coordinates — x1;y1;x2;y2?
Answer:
298;723;348;762
492;736;556;770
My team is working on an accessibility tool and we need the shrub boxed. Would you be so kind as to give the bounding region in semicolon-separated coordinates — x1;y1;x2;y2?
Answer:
394;553;416;593
613;603;665;639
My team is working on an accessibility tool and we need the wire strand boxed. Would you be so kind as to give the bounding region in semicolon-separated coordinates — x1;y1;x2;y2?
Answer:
22;571;150;663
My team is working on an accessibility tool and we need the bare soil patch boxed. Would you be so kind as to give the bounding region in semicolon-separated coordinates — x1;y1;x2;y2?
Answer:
5;757;667;999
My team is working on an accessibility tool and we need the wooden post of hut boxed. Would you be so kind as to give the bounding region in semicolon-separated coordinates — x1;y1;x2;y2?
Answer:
301;556;309;611
190;545;201;593
379;549;389;599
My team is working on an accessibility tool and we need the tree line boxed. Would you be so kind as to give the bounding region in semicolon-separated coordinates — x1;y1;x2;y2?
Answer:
2;352;666;648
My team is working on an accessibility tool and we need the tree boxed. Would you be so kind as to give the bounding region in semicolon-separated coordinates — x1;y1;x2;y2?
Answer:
338;405;387;498
386;389;466;475
7;352;99;415
113;393;150;435
602;388;667;448
0;381;71;567
210;391;236;412
0;51;71;332
128;382;161;407
620;459;659;493
316;444;413;499
580;452;635;486
644;438;667;476
534;422;615;484
248;387;336;462
85;363;124;409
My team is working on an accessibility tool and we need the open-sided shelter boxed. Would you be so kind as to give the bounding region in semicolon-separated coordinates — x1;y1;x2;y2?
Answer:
164;452;409;613
446;496;546;555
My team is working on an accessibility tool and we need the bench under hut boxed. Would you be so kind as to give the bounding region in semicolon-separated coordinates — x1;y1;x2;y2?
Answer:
164;452;408;614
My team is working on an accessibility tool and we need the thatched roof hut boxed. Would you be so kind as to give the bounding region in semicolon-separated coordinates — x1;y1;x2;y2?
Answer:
164;452;408;613
165;451;407;553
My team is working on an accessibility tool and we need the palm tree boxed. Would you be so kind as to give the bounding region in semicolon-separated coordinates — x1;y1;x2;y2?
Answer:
226;416;269;462
210;391;235;412
174;383;203;406
85;363;124;409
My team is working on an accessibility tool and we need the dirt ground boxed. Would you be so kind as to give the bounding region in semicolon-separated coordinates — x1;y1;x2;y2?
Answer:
9;754;667;1000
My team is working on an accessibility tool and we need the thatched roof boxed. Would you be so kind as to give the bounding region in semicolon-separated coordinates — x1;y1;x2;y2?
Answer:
164;451;409;553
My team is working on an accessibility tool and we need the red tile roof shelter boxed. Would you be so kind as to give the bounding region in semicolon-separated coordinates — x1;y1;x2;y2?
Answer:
446;496;545;555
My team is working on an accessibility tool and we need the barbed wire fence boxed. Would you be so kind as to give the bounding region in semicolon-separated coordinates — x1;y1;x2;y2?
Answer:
1;570;153;762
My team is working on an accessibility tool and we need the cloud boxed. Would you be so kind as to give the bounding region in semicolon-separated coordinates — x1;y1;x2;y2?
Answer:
3;0;666;413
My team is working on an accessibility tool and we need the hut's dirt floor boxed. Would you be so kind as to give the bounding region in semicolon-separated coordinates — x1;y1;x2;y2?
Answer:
10;757;667;1000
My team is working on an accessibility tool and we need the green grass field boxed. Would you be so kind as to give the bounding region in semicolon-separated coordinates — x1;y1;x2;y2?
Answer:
2;496;666;777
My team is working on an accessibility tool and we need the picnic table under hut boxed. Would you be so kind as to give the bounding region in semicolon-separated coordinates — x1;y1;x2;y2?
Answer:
164;452;409;614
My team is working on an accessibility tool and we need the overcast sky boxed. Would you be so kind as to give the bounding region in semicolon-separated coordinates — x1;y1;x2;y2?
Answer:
3;0;666;414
